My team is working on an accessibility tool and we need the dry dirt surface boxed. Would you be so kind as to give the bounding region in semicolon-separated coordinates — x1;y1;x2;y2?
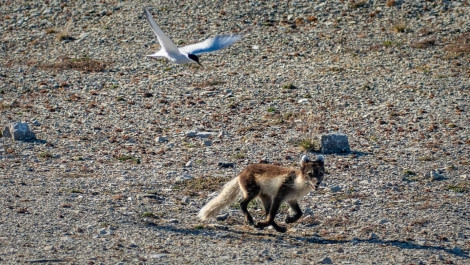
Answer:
1;0;469;264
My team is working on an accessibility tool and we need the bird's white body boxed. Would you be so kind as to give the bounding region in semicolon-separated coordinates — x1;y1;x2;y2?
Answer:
144;8;241;65
149;49;194;64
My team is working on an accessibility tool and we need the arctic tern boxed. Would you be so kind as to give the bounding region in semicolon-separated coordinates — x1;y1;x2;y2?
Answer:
144;8;242;66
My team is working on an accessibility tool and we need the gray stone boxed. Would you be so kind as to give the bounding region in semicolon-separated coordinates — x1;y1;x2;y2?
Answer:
43;245;55;251
451;247;462;254
151;253;168;259
320;133;350;154
181;196;190;204
378;219;389;225
203;140;212;146
319;257;333;264
3;122;37;141
99;229;109;235
155;136;167;143
177;174;193;181
217;130;226;138
197;131;217;138
369;232;379;240
216;213;229;221
330;185;342;193
186;130;197;137
129;242;138;248
218;162;235;168
424;170;445;181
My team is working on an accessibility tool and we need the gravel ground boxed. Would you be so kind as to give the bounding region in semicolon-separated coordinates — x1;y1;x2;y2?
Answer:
1;0;469;264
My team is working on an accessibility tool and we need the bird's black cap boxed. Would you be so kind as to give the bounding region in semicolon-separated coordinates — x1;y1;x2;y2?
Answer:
187;54;202;67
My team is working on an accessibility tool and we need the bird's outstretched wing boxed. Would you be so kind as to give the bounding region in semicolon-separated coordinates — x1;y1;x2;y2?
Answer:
144;8;179;54
179;34;242;55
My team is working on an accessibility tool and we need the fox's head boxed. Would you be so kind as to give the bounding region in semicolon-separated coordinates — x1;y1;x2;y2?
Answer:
300;155;325;190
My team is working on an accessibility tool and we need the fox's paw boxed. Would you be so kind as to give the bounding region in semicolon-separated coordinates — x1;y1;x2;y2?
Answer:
254;221;268;229
274;225;287;233
285;215;302;224
285;216;296;224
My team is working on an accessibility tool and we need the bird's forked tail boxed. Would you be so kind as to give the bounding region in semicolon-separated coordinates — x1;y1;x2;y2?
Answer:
198;177;240;221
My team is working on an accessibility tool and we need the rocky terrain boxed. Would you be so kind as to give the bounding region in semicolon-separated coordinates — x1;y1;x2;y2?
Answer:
1;0;469;264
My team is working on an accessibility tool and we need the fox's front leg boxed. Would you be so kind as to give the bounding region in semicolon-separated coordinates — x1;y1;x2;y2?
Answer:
259;194;272;218
255;198;287;233
285;200;302;224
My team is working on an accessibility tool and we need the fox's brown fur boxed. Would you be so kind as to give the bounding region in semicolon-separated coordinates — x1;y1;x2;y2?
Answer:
198;155;325;233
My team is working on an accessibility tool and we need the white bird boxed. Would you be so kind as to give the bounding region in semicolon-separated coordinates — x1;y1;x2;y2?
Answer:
144;8;242;66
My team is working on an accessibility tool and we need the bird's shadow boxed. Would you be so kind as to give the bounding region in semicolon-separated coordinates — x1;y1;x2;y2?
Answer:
143;222;469;259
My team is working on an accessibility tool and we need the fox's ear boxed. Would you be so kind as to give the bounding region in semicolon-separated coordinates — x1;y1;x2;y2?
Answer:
300;155;309;165
315;155;324;162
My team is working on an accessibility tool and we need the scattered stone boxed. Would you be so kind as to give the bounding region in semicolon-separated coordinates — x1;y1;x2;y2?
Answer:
378;219;389;225
137;194;163;200
129;243;138;248
196;132;215;138
99;229;111;235
203;140;212;146
330;185;342;193
216;213;229;221
181;196;190;204
320;133;350;154
166;171;178;177
43;245;55;251
185;161;193;167
2;122;37;141
259;157;269;163
217;130;226;138
417;239;426;246
186;130;197;137
185;130;217;139
177;174;193;181
1;1;468;264
359;180;371;185
319;257;333;264
451;247;462;254
151;253;168;259
424;170;446;181
369;233;379;240
218;162;235;168
155;136;167;143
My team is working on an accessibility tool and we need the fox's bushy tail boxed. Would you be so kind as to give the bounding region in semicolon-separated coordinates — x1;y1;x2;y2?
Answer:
198;177;240;221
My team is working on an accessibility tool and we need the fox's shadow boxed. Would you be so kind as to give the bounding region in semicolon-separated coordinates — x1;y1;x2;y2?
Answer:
144;222;469;259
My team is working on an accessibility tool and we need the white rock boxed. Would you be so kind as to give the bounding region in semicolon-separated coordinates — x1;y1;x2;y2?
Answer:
320;133;350;154
156;136;167;143
2;122;37;141
330;185;342;192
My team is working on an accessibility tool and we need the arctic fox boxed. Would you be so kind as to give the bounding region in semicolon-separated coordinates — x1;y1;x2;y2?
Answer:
198;155;325;233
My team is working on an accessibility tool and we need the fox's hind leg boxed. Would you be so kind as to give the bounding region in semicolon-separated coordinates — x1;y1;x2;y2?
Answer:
285;200;302;223
239;179;260;225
